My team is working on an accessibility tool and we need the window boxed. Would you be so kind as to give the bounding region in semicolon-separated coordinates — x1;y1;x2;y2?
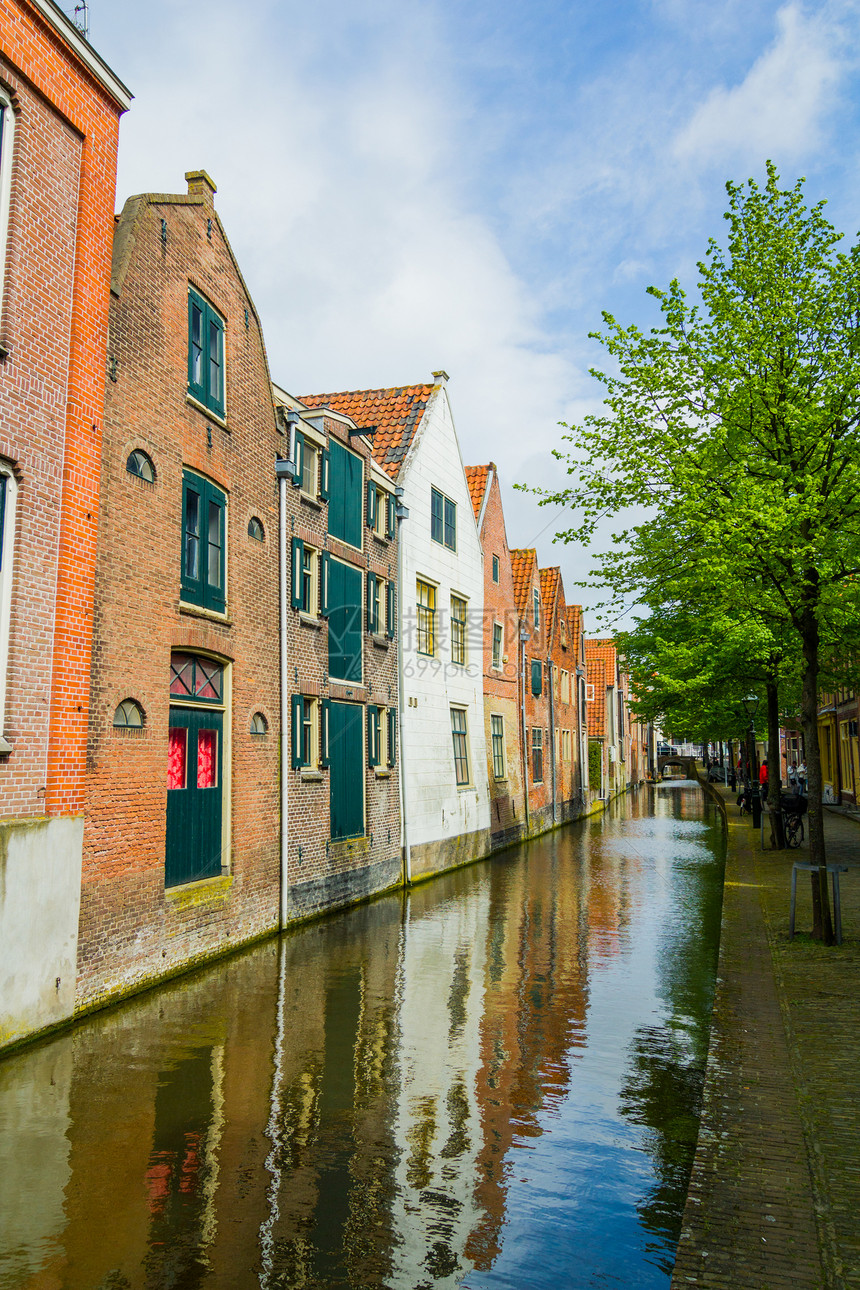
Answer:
248;516;264;541
386;706;397;767
300;439;319;496
417;579;436;656
188;288;225;417
491;714;506;779
533;588;540;629
291;539;326;617
560;618;568;648
385;579;396;640
250;711;268;735
586;683;595;702
170;653;224;703
368;481;396;538
492;622;503;670
561;670;570;704
291;694;329;768
0;467;17;745
367;572;381;634
450;594;467;665
492;554;500;583
327;439;363;548
327;558;363;683
181;472;226;612
562;729;572;762
367;704;381;767
532;727;543;783
113;698;145;728
451;707;470;785
0;94;14;328
531;659;542;697
431;487;456;550
292;430;329;502
126;450;155;483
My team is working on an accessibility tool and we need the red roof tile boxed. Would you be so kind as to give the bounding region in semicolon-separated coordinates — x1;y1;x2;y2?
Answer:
539;567;560;641
510;548;538;619
298;383;435;481
464;464;490;522
585;654;606;738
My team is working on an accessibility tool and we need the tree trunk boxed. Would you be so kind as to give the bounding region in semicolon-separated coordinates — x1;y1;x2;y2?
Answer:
800;591;834;943
766;675;785;849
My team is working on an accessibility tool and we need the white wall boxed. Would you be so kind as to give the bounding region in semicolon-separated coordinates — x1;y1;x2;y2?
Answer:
0;817;83;1049
399;385;491;851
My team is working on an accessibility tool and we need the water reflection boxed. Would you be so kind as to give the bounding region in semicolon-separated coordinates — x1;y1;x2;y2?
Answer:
0;785;724;1290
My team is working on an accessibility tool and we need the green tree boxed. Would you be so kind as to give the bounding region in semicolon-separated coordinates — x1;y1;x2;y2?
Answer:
543;164;860;942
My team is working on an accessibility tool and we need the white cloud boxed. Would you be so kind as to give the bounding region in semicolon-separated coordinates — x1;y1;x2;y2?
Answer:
673;4;844;164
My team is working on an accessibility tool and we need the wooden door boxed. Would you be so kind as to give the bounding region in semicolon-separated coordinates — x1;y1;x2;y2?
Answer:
329;702;364;841
166;707;224;887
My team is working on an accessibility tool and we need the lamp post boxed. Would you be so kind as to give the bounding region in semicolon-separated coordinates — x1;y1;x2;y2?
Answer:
742;694;762;829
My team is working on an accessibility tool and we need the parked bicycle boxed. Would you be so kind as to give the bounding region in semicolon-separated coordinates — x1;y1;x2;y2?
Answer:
780;793;808;848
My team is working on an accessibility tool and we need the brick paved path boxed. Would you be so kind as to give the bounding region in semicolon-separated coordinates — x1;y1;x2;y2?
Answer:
672;785;860;1290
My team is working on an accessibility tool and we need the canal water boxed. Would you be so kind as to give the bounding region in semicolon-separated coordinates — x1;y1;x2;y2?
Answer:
0;782;724;1290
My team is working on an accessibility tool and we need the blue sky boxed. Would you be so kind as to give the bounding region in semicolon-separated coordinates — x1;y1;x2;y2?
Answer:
73;0;860;627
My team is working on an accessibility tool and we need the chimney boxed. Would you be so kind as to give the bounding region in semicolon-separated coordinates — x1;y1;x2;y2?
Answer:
186;170;217;206
432;369;449;387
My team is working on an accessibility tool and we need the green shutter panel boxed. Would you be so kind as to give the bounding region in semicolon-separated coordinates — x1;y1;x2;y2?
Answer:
367;705;379;768
290;694;303;768
366;571;377;633
207;487;227;612
531;659;542;696
366;479;376;529
387;707;397;767
320;448;330;501
320;698;330;768
291;537;303;609
292;431;303;487
188;293;205;405
386;580;395;639
181;473;202;605
208;309;226;419
320;550;330;617
327;558;343;679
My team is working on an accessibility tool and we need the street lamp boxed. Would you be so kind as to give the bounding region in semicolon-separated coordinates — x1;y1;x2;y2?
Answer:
741;694;762;829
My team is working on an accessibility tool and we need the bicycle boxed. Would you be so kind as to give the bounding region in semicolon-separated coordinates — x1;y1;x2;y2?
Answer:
781;794;807;849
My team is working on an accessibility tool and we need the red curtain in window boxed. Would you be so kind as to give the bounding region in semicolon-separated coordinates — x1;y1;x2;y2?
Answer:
197;729;217;788
167;728;187;789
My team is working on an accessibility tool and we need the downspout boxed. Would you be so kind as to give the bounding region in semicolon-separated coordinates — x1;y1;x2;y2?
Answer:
275;456;292;930
547;654;557;825
520;627;530;833
395;487;411;885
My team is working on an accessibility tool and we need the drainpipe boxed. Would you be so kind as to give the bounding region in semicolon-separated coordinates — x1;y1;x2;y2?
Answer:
547;654;557;825
519;626;530;833
275;455;293;930
395;486;411;885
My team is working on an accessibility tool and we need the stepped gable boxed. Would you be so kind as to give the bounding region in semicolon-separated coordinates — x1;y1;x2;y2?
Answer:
298;383;435;481
464;464;491;522
510;548;538;618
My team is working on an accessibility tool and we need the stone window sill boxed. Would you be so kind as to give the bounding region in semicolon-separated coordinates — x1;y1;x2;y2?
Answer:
179;601;233;626
0;735;11;754
374;768;391;779
186;394;229;431
371;633;390;649
300;493;322;511
301;768;324;782
299;612;323;630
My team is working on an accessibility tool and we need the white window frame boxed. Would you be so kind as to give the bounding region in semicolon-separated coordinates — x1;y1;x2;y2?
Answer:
491;713;506;779
0;465;17;749
561;669;570;704
492;621;503;670
0;92;15;331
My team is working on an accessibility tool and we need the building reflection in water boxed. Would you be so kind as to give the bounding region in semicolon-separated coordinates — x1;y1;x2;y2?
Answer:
0;786;723;1290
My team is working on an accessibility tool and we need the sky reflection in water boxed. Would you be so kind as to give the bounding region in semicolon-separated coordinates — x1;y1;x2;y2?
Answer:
0;784;724;1290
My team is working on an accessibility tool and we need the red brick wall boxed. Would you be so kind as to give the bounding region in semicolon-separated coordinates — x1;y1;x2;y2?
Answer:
80;181;282;1007
517;553;552;827
0;0;126;818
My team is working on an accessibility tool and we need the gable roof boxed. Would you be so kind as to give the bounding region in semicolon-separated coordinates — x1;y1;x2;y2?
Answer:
585;654;606;738
298;384;435;481
464;464;490;522
539;567;561;643
510;548;538;618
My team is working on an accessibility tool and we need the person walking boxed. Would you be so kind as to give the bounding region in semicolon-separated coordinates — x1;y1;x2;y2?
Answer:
788;762;798;793
797;760;807;795
759;758;769;804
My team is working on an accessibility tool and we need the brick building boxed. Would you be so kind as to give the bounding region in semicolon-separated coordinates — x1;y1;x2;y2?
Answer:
80;173;282;1012
566;604;591;801
300;377;490;881
0;0;130;1049
584;638;630;800
540;567;585;822
271;387;402;919
510;548;553;834
464;463;525;848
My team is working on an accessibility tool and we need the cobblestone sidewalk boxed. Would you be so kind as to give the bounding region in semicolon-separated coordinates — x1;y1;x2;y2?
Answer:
671;783;860;1290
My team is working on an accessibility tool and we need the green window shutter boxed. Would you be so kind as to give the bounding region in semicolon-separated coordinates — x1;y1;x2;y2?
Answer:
320;550;330;617
327;559;363;682
320;448;330;501
291;694;303;769
366;571;377;633
386;493;396;539
431;487;443;543
367;705;379;767
291;537;303;609
188;293;205;405
531;659;542;696
366;480;376;529
204;481;226;613
181;473;204;606
327;440;363;548
320;698;331;768
386;580;395;639
207;309;225;419
387;706;397;767
292;431;304;487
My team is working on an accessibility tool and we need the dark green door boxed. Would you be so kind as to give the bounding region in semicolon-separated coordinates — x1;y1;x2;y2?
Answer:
329;702;364;840
166;706;224;887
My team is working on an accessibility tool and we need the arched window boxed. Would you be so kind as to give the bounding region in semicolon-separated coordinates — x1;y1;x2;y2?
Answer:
126;449;156;483
248;516;265;541
250;711;268;735
113;698;145;728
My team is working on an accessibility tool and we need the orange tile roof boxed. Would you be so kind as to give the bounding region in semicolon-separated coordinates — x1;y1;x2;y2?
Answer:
509;548;538;618
464;464;491;522
539;567;560;641
567;604;583;647
298;383;435;481
586;655;606;738
585;637;618;678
